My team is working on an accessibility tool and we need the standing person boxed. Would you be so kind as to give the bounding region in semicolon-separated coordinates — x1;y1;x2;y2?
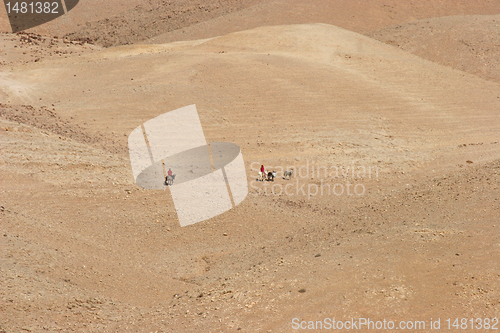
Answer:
259;164;265;181
168;168;173;177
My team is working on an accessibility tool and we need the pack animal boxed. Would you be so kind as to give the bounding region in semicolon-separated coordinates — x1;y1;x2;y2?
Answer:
267;171;275;181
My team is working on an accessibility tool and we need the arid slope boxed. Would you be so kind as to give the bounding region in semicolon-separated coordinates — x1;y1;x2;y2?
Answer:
1;14;499;333
369;15;500;83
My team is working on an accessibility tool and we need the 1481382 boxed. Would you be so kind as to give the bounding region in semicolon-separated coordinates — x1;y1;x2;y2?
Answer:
5;2;59;14
446;318;498;330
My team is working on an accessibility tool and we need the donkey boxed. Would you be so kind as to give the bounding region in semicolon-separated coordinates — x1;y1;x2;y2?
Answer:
258;171;266;181
166;174;176;186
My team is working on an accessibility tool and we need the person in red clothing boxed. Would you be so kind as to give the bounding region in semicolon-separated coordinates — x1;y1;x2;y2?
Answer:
166;168;174;185
259;165;265;181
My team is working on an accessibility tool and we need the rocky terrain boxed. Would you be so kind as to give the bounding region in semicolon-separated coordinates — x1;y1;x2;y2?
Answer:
1;1;499;332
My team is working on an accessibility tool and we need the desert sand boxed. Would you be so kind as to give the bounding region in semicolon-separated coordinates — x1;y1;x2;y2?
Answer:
1;1;499;332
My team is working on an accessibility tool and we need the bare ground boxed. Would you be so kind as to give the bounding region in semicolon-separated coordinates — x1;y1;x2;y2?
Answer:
1;2;500;332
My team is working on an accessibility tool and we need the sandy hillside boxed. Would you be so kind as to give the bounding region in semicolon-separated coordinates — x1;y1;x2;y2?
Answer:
2;23;500;332
3;24;500;166
2;0;499;47
144;0;500;45
369;15;500;83
0;0;267;45
1;1;500;333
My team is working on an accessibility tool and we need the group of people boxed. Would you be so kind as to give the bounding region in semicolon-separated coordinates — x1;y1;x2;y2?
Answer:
259;165;276;182
166;165;284;185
